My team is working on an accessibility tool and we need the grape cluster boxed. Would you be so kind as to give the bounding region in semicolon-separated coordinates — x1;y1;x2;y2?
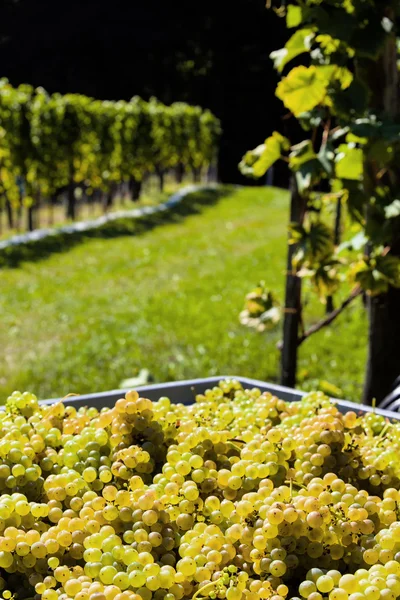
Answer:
0;382;400;600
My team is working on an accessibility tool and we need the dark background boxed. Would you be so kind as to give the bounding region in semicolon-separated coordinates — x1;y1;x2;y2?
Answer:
1;0;290;184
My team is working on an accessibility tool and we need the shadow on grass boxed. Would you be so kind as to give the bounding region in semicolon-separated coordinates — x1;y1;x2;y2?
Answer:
0;186;233;269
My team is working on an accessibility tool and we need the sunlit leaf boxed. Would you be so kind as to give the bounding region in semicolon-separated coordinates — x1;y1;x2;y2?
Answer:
349;255;400;295
270;29;315;73
239;283;281;332
337;231;367;253
288;222;306;245
239;132;289;178
289;140;332;193
298;256;342;300
276;66;331;116
286;5;302;28
335;145;363;180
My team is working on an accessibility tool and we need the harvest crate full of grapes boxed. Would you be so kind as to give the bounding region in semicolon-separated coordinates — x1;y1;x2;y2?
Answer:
1;378;400;600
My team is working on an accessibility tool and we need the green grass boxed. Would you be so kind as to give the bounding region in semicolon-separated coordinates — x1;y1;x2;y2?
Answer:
0;186;367;401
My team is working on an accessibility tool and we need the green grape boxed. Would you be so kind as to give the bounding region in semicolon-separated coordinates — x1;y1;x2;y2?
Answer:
1;383;400;600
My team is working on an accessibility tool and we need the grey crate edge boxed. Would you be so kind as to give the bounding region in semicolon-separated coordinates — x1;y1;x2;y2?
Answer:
40;376;400;421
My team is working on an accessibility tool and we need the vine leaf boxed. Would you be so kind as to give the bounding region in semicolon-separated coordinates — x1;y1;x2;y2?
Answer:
341;180;367;223
289;221;334;265
289;222;306;245
335;144;363;180
351;117;400;141
276;66;331;116
239;132;289;178
307;221;334;261
239;283;281;332
298;256;342;301
349;255;400;295
270;29;315;73
276;65;352;117
289;140;331;193
337;231;367;253
286;5;302;28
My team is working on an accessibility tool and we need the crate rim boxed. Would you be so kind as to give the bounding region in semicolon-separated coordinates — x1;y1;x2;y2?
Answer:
39;375;400;420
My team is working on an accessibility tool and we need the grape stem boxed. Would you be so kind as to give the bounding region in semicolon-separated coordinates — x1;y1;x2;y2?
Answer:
376;421;391;444
227;439;245;453
285;479;306;490
192;580;220;600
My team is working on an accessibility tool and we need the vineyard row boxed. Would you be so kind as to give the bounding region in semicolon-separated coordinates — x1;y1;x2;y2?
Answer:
0;79;221;231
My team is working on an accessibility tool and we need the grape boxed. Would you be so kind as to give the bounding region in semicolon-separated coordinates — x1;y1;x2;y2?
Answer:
0;384;400;600
330;589;349;600
316;575;335;593
300;581;317;597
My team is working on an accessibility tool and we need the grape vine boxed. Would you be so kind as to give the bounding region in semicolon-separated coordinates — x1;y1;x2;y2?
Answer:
0;80;221;228
239;0;400;404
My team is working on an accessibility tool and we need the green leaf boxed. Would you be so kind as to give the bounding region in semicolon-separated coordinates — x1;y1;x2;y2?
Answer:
349;260;386;295
239;132;289;179
346;133;367;145
252;132;290;177
289;221;333;263
341;180;367;224
288;222;306;245
351;19;387;58
351;118;400;142
298;107;328;130
332;67;353;91
286;5;302;28
375;255;400;285
350;255;400;295
335;145;363;180
317;144;334;177
331;79;369;118
307;221;334;261
298;257;341;300
295;170;313;195
239;283;281;332
289;140;317;168
270;29;315;73
384;199;400;219
289;140;320;194
289;140;332;192
276;66;330;116
239;144;267;178
308;5;357;43
368;139;395;166
337;231;367;253
316;34;342;55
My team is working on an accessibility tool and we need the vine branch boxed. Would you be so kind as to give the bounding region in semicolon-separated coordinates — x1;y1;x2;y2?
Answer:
277;286;362;351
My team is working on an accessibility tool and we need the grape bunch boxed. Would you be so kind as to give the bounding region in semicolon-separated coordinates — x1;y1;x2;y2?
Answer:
0;382;400;600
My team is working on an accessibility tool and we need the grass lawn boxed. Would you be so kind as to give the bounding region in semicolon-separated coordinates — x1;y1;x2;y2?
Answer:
0;186;367;401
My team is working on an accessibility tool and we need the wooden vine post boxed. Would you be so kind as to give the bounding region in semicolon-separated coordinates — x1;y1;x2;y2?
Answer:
362;7;400;403
281;177;306;387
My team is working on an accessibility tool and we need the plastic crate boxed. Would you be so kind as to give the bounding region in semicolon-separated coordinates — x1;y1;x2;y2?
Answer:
41;376;400;420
